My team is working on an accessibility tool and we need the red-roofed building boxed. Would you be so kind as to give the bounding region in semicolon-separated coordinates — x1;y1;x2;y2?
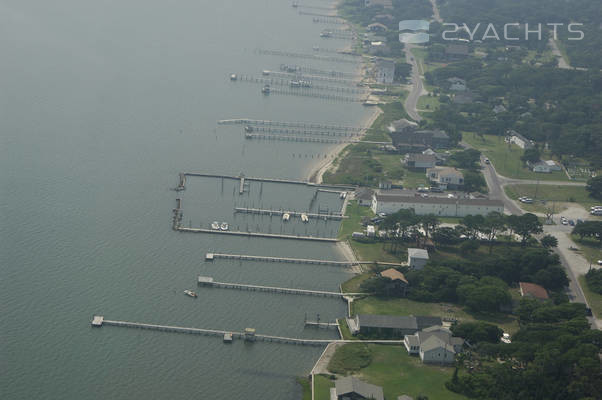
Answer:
519;282;549;301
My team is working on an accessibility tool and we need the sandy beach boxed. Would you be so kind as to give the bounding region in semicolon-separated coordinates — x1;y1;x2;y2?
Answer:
306;106;382;183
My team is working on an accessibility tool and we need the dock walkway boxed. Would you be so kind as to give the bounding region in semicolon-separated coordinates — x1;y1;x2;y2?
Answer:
234;207;346;220
175;226;337;242
92;316;405;347
218;118;367;133
197;276;364;298
205;252;354;267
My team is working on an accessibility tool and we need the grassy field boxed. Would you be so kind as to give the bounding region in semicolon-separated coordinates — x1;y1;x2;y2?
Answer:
505;184;598;213
341;273;372;293
579;276;602;319
297;377;312;400
352;295;519;334
351;241;405;263
338;200;374;240
328;343;372;374
417;94;440;112
462;132;568;181
351;344;466;400
364;101;408;142
314;375;335;400
571;235;602;265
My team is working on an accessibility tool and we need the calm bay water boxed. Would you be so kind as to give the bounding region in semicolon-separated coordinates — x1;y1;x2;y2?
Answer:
0;0;372;399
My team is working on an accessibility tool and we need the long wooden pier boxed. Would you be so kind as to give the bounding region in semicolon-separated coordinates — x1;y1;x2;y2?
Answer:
234;207;345;220
243;125;362;138
197;276;363;298
279;64;356;78
217;119;367;133
261;70;359;85
234;75;368;95
175;226;338;242
257;49;358;64
265;87;365;102
205;252;354;267
245;132;359;144
91;316;406;347
181;172;357;190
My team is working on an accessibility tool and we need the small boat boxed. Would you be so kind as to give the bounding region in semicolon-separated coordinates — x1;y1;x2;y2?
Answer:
340;191;347;199
211;221;220;230
244;125;254;133
220;222;229;231
282;213;290;222
301;213;309;223
230;74;237;81
290;80;301;88
184;290;198;298
262;70;270;76
261;85;271;94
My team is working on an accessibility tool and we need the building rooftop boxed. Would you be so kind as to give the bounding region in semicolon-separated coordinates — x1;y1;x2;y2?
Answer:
427;166;463;178
408;248;429;260
355;187;374;200
519;282;549;300
381;268;409;284
389;118;418;133
406;153;437;164
374;192;504;207
336;377;384;400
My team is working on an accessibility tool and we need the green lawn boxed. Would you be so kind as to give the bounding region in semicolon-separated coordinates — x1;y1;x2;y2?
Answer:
505;184;598;213
338;318;357;340
350;241;405;263
341;273;372;293
364;101;408;142
352;296;519;334
338;200;374;240
328;343;372;374
314;374;335;400
339;344;467;400
297;377;312;400
417;94;440;111
579;276;602;319
462;132;568;181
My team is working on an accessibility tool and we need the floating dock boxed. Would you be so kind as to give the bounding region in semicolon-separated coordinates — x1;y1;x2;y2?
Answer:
234;207;345;220
91;316;406;347
197;276;364;298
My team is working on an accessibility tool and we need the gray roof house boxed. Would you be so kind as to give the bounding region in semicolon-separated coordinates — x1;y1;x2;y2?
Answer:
404;153;437;169
404;326;464;364
334;376;384;400
407;248;429;270
348;314;442;337
375;59;395;84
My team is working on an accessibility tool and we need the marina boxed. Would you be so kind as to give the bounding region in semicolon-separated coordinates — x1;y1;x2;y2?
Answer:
196;276;364;298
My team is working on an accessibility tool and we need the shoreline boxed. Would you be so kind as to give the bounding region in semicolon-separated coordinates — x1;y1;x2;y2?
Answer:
306;106;382;184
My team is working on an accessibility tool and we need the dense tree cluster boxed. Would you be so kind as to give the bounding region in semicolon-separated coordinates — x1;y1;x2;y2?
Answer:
572;221;602;244
585;269;602;295
586;176;602;200
447;300;602;399
450;321;503;344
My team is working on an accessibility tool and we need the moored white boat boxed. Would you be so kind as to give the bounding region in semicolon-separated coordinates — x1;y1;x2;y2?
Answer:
220;222;229;231
282;213;290;222
211;221;220;230
184;290;197;298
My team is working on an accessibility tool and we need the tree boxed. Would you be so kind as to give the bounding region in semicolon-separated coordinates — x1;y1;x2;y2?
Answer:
460;240;479;255
572;221;602;244
432;227;462;245
540;234;558;248
585;176;602;200
451;321;503;344
480;211;507;253
463;171;487;192
509;213;543;246
450;149;481;170
419;214;440;240
521;147;541;164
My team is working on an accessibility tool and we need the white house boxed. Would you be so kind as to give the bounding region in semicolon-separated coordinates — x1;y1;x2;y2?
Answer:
371;191;504;217
426;167;464;189
408;248;429;270
366;225;376;237
507;130;534;149
532;159;561;173
404;326;464;365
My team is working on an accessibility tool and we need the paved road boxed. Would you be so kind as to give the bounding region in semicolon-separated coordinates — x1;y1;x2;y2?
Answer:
403;43;425;122
470;145;600;329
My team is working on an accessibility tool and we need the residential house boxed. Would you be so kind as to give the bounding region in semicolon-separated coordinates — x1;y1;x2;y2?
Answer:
404;153;437;169
348;314;442;337
371;191;504;216
519;282;549;301
391;129;450;152
365;0;393;9
453;91;475;104
404;326;464;364
355;187;374;207
532;160;561;173
334;376;384;400
367;22;388;32
388;118;418;135
492;104;507;114
427;167;464;189
380;268;409;296
375;59;395;84
407;248;429;270
447;77;467;91
506;130;534;149
445;44;469;59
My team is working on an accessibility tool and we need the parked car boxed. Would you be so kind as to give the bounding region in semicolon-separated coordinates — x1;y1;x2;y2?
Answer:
569;219;575;226
484;158;490;164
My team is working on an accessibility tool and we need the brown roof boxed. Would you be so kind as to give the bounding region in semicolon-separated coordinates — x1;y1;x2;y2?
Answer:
519;282;549;300
381;268;408;283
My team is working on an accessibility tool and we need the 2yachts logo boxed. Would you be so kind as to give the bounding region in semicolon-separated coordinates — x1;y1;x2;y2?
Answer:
399;21;585;43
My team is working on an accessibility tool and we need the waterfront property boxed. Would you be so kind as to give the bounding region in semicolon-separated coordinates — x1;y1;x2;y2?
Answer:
355;187;374;207
333;376;384;400
390;127;450;152
370;190;504;216
380;268;409;296
375;59;395;84
404;326;464;365
347;314;442;337
404;153;437;170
